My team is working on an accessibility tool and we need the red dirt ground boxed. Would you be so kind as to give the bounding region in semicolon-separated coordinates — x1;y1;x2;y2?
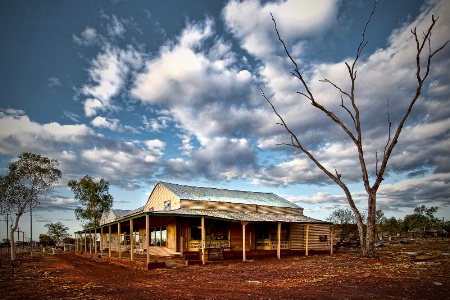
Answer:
1;239;449;299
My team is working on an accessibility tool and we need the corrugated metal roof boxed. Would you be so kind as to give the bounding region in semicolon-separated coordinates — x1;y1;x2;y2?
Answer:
159;181;300;209
151;208;329;224
111;209;132;218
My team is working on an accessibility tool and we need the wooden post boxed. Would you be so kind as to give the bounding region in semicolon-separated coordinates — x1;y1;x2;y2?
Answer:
84;231;87;253
108;224;111;258
130;219;134;261
118;222;121;259
201;217;205;264
146;214;150;264
330;226;334;255
75;233;78;252
277;222;282;259
305;223;310;256
89;230;92;255
100;226;103;256
94;228;97;255
241;221;248;262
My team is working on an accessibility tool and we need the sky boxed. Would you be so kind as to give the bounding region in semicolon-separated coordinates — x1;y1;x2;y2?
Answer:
1;0;449;243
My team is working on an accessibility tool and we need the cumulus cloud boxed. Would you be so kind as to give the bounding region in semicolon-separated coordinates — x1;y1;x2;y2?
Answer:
91;116;140;133
73;27;100;46
0;109;166;190
82;44;144;117
47;77;62;88
222;0;339;59
377;173;450;211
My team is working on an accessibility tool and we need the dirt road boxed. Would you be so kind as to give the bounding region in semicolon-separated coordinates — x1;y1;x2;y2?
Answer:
1;242;450;299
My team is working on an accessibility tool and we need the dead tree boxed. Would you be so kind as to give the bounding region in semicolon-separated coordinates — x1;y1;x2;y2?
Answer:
261;4;448;257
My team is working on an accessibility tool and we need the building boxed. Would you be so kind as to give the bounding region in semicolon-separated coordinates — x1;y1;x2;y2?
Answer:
75;182;332;264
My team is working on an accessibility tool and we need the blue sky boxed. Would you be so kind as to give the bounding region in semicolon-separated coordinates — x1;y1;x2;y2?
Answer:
1;0;449;242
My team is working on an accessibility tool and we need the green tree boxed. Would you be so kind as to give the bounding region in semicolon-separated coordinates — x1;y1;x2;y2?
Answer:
68;175;113;229
45;222;70;246
403;205;439;235
39;234;55;247
327;208;360;243
383;217;402;237
63;237;75;245
262;5;448;257
0;152;61;260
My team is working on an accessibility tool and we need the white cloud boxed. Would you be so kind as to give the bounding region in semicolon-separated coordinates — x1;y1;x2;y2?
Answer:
142;115;171;132
82;45;143;117
47;77;62;88
107;15;126;38
131;16;258;148
73;27;99;46
222;0;339;58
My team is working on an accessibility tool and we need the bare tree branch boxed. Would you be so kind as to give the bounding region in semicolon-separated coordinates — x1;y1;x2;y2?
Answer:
374;16;449;191
264;2;447;257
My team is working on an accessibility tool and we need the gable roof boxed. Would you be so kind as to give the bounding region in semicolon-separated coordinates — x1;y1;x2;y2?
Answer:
158;181;300;209
111;209;132;218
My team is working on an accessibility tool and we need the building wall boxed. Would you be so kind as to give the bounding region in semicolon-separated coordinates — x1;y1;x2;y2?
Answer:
289;223;330;251
145;183;181;211
230;222;251;251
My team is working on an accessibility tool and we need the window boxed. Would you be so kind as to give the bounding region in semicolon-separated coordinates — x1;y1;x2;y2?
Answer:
190;220;230;241
150;226;167;247
257;223;289;240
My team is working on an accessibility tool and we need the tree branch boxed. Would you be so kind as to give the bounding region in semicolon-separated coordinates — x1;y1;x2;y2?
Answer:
374;16;449;191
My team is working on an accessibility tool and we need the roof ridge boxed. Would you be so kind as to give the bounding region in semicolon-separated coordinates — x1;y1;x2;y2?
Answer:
158;181;275;195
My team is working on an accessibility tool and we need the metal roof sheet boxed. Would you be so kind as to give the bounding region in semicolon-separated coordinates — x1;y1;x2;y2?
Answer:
150;208;329;224
159;181;300;209
111;209;132;218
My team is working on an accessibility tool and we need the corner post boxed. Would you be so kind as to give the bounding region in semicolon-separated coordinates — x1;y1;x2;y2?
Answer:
201;217;206;264
118;222;122;259
241;221;248;262
130;219;134;261
277;222;282;259
146;214;150;264
305;223;310;256
108;224;112;257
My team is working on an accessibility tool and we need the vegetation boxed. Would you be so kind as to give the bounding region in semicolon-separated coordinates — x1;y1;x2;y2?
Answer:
262;3;448;257
39;234;55;247
68;175;113;229
45;222;70;246
329;205;446;243
0;152;61;260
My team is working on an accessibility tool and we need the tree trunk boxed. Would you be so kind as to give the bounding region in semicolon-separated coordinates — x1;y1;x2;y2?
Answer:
10;208;23;261
362;191;377;258
10;221;17;261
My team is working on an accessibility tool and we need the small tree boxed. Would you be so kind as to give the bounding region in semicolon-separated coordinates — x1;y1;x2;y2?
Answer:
327;208;360;244
68;175;113;229
0;152;61;260
45;222;70;246
39;234;55;247
403;205;439;236
262;4;448;257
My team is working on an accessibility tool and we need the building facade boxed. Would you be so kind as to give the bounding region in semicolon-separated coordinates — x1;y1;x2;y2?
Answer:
76;182;332;263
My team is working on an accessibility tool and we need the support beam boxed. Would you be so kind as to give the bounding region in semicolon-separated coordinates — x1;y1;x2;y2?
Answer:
89;230;92;255
241;221;248;262
201;217;205;265
84;232;87;253
146;214;150;264
330;226;334;255
118;222;121;259
277;222;282;259
108;224;111;258
130;219;134;261
75;233;78;252
305;223;310;256
94;228;97;255
100;226;103;256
